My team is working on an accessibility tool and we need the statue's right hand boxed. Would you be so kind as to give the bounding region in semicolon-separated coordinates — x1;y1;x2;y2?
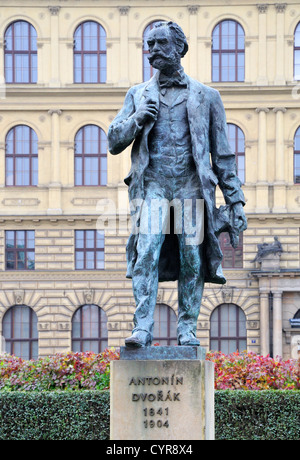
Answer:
134;98;159;126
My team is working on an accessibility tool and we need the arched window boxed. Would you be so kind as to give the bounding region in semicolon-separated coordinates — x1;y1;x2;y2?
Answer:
74;125;107;186
227;123;245;184
153;304;177;345
219;232;243;269
212;20;245;82
4;21;37;84
143;20;163;82
72;304;108;353
294;127;300;184
294;23;300;80
210;303;247;354
6;125;38;186
74;21;106;83
3;305;38;359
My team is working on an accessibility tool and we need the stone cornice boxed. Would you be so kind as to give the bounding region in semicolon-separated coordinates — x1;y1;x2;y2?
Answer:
0;270;128;281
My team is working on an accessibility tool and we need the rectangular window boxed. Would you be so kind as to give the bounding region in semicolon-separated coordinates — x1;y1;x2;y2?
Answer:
219;232;243;269
75;230;104;270
5;230;35;270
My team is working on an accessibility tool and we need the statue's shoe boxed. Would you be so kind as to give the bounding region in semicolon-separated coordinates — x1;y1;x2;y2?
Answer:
178;333;200;347
125;331;152;348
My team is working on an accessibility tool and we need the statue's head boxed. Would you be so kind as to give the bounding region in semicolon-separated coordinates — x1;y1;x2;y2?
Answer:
147;22;189;75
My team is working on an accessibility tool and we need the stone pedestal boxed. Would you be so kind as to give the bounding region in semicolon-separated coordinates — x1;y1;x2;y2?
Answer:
110;346;215;440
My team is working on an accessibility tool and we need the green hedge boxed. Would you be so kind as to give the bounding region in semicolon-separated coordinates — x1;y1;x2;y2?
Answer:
215;390;300;440
0;390;299;440
0;391;110;440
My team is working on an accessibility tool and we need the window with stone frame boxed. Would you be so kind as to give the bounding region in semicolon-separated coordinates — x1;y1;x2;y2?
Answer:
294;126;300;184
74;21;106;83
72;304;108;353
227;123;245;184
3;305;38;359
5;125;38;187
75;230;105;270
5;230;35;270
4;20;37;84
210;303;247;354
153;304;177;346
212;19;245;82
74;124;107;186
294;22;300;80
219;232;243;269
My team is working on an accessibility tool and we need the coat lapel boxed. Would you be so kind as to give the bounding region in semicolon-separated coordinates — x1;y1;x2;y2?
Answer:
187;77;204;112
141;72;160;115
135;73;160;180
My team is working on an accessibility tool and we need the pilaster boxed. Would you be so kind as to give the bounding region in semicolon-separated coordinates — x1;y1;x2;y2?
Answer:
273;291;283;358
48;6;61;87
118;6;130;86
48;109;63;215
256;4;269;85
255;107;270;213
0;40;5;92
187;6;199;80
274;3;287;85
273;107;287;213
260;291;270;356
0;142;5;188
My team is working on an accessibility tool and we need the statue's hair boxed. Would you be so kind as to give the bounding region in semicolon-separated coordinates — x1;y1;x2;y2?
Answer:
154;21;189;57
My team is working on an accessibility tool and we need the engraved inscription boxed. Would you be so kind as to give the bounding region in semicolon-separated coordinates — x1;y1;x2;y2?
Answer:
129;374;184;430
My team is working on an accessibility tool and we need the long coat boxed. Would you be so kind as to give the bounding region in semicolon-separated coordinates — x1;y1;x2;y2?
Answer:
108;72;245;285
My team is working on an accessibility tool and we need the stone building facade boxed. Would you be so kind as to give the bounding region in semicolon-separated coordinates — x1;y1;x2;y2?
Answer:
0;0;299;359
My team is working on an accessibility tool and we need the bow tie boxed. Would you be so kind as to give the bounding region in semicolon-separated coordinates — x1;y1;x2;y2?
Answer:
159;72;187;88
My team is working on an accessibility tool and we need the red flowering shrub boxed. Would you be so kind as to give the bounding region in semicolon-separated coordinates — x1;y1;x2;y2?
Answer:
0;348;120;391
1;348;299;392
207;351;300;390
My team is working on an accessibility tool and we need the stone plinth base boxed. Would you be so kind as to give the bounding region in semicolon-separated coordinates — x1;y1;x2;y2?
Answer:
110;347;215;440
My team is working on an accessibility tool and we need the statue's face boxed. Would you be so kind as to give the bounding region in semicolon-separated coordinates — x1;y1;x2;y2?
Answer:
147;26;181;74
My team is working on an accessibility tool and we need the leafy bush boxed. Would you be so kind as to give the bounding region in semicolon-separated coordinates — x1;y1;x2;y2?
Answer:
207;351;300;390
0;349;120;391
1;349;299;392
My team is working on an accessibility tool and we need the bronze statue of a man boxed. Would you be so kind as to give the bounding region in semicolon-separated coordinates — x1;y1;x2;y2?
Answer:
108;22;247;348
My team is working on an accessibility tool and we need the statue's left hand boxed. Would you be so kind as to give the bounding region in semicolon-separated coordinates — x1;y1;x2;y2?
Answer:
231;202;247;234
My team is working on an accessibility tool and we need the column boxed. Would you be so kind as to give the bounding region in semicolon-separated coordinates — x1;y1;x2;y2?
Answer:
244;41;252;84
0;39;5;96
48;109;62;214
37;41;45;85
274;3;287;85
187;6;199;80
0;142;5;187
199;39;211;83
118;6;130;86
48;6;61;87
256;4;269;85
255;108;269;212
273;291;283;358
106;41;115;85
273;107;287;212
260;291;270;356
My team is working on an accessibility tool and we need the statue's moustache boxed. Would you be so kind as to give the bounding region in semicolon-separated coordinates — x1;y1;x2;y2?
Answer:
148;53;166;64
